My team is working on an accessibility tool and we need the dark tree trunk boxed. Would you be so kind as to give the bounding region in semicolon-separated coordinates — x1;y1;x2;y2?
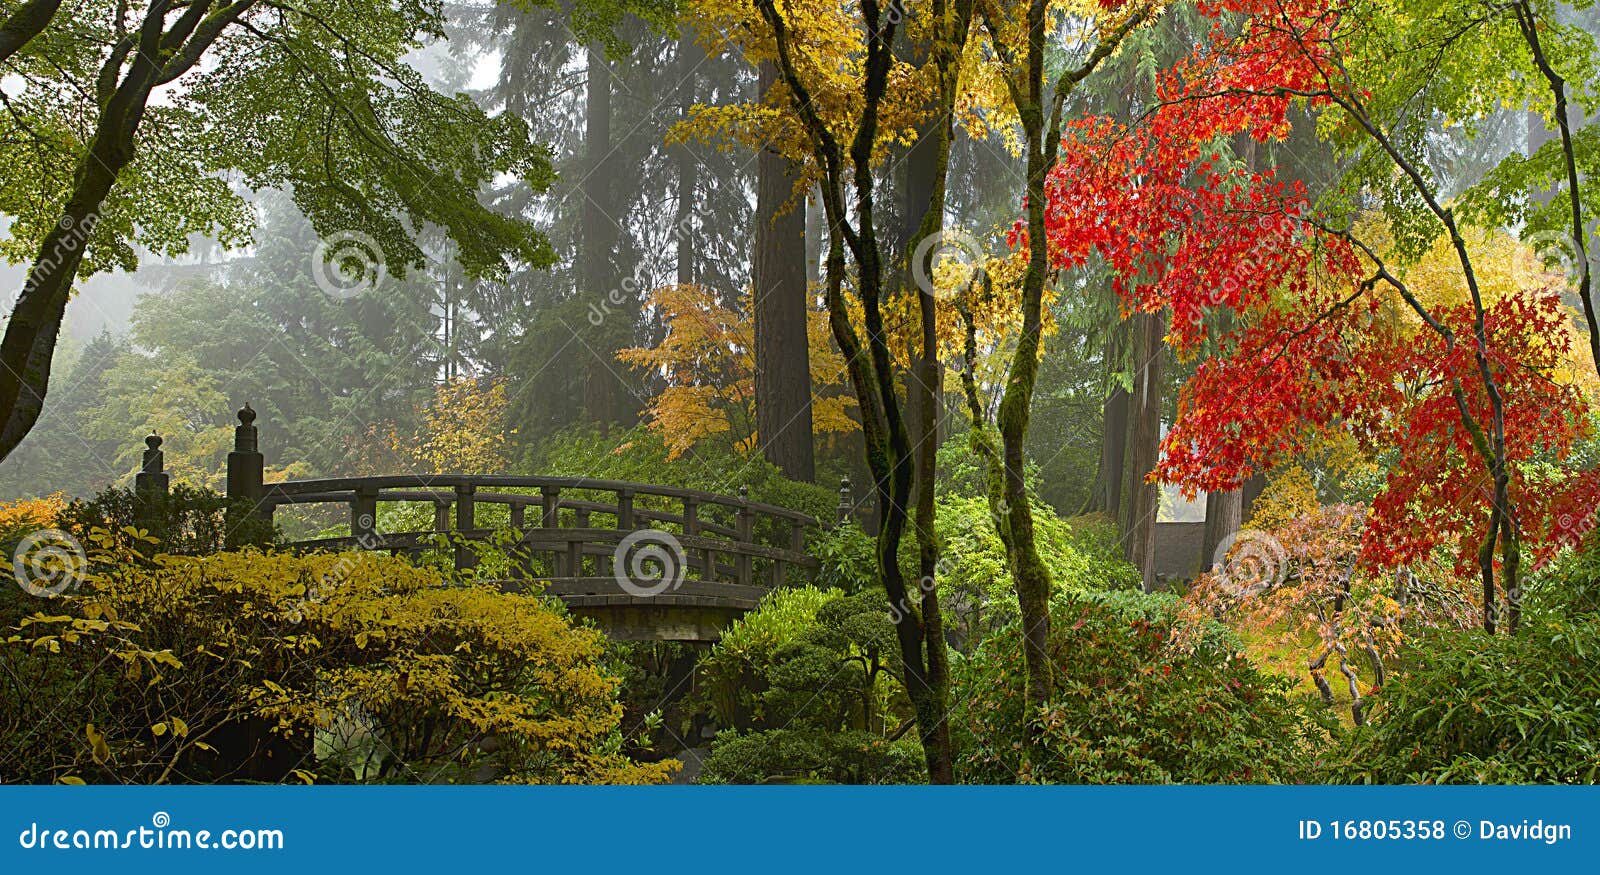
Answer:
1201;488;1243;572
899;7;964;785
754;0;956;782
1241;472;1267;524
1125;308;1167;592
580;46;627;427
1094;322;1129;519
752;60;815;482
900;72;944;521
675;34;701;288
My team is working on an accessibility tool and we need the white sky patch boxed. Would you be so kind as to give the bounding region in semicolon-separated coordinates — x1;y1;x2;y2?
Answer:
470;50;503;92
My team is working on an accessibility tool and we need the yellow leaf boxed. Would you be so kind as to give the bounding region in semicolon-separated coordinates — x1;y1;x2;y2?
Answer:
151;722;168;737
85;723;109;764
58;776;86;785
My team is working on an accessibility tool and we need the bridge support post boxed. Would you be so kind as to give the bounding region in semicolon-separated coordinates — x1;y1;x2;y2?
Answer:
133;433;168;534
225;404;267;547
684;497;712;581
455;483;477;572
735;486;753;586
540;486;560;527
772;519;806;588
351;485;378;548
616;488;634;529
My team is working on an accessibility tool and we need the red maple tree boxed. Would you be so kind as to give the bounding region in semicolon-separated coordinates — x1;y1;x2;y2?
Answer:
1036;0;1596;632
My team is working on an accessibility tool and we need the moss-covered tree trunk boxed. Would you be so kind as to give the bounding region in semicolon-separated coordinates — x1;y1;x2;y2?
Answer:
756;0;955;783
977;0;1157;754
0;0;59;66
0;0;176;460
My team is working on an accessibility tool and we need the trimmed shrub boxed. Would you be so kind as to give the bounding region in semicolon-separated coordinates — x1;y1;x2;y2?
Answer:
952;590;1323;784
694;586;916;783
699;730;925;784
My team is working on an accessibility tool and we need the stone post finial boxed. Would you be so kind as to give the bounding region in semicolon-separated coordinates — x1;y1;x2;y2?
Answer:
135;433;169;523
226;402;268;545
141;433;164;474
234;402;258;453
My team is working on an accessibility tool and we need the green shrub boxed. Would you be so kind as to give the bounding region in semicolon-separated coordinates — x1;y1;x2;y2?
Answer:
694;586;917;783
951;590;1322;783
937;497;1140;647
699;729;925;784
1524;531;1600;623
809;497;1139;650
533;424;837;522
696;586;901;730
809;524;877;593
1327;617;1600;784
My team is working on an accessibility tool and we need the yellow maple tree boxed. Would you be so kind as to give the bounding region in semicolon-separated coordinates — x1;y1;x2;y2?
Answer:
384;378;514;474
618;284;858;459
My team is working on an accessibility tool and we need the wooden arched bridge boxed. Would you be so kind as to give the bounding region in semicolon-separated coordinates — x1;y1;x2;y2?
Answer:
138;406;829;642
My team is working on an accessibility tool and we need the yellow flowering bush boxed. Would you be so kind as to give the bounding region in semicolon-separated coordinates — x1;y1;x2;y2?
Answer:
2;542;674;785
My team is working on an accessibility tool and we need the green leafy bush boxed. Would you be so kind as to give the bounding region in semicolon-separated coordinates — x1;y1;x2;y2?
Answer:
1327;617;1600;784
699;730;925;784
951;590;1321;783
696;586;898;730
1523;531;1600;623
809;524;878;593
533;424;837;522
694;586;918;783
937;498;1139;647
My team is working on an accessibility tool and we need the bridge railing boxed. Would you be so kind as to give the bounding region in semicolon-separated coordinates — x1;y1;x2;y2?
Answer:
129;405;827;595
258;474;820;589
